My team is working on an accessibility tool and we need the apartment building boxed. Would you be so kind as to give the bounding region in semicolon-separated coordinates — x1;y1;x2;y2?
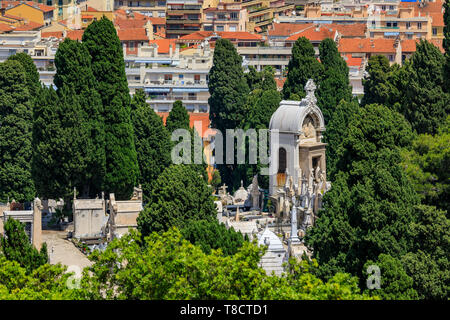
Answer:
114;0;167;18
242;0;294;32
202;1;248;32
166;0;203;38
2;1;54;26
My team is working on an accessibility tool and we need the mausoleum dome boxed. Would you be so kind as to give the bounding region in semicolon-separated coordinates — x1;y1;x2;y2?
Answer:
269;80;325;134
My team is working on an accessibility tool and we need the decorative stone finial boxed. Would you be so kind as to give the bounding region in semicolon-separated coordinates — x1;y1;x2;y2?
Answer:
304;79;317;105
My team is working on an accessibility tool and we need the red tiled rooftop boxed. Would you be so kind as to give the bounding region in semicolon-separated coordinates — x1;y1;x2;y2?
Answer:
149;39;177;54
14;21;43;31
2;1;54;12
41;31;63;39
0;23;14;32
179;30;262;42
117;28;148;41
115;18;148;29
338;38;396;53
343;55;362;67
149;17;165;25
269;23;313;37
286;26;337;42
66;29;84;41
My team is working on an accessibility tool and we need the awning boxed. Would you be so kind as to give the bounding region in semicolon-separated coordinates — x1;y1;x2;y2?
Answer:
172;88;208;93
129;59;173;64
144;88;170;93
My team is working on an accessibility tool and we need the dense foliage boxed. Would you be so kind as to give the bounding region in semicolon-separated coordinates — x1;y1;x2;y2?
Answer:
0;60;35;203
137;165;217;236
165;100;190;133
131;89;172;202
0;218;48;274
83;17;139;199
78;228;373;300
282;37;323;100
180;220;245;256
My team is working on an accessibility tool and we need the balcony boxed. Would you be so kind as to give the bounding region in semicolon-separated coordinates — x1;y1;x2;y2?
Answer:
166;19;201;24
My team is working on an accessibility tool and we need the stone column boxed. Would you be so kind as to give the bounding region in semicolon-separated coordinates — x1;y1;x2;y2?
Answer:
33;197;43;251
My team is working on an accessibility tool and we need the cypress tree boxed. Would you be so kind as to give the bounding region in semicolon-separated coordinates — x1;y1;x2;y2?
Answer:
316;38;352;123
53;38;105;197
7;52;40;96
131;89;172;202
32;86;63;199
306;104;419;283
208;38;249;132
399;40;449;134
0;60;35;202
282;37;323;100
165;100;190;133
0;218;48;274
82;17;139;199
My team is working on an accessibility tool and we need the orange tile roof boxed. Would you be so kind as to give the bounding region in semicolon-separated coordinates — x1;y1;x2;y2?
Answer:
3;13;24;21
430;12;444;27
149;39;177;54
269;23;313;37
218;31;262;41
343;54;362;67
158;112;211;138
3;1;54;13
179;31;214;41
329;23;366;38
117;28;148;41
286;26;337;42
149;17;165;25
41;31;64;39
115;18;148;29
66;30;84;41
275;77;286;90
81;15;94;19
0;23;14;32
338;38;396;54
14;21;43;31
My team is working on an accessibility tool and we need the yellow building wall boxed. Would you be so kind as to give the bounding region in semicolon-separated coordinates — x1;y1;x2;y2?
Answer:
6;4;45;25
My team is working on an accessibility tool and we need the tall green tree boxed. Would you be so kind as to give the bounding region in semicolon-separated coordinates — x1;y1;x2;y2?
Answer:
0;218;48;274
53;38;105;198
7;52;40;96
137;165;216;236
208;38;250;188
401;116;450;211
306;104;419;282
398;40;449;134
323;99;360;180
32;86;64;199
82;16;139;199
362;55;395;106
165;100;190;133
0;60;35;202
316;38;352;123
131;89;172;202
208;38;249;132
282;37;323;100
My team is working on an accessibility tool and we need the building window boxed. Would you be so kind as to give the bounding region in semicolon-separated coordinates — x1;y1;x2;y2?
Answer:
216;25;224;31
278;148;286;173
158;12;165;17
194;74;200;84
381;5;386;11
164;74;172;83
417;22;422;29
229;25;237;32
388;55;394;62
432;28;437;36
406;22;411;29
129;41;135;49
47;0;52;5
188;93;196;101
